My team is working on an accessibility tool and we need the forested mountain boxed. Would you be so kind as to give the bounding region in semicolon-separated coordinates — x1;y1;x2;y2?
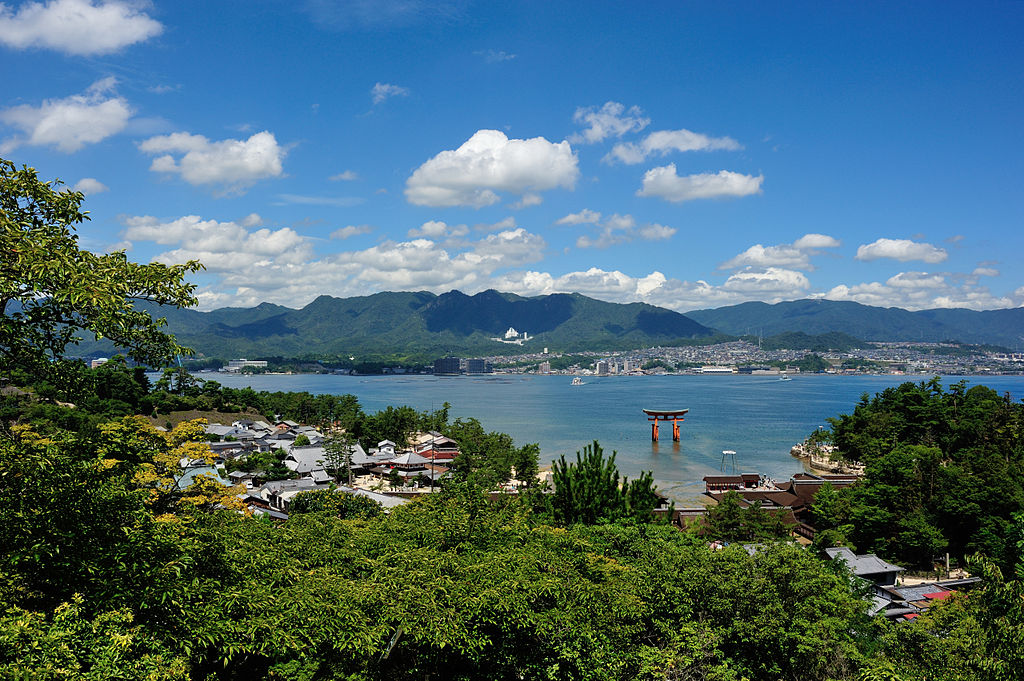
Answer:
77;290;716;359
686;299;1024;347
73;292;1024;360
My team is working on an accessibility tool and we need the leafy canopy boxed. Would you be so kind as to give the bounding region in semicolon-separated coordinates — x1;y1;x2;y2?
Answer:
0;158;202;374
551;440;665;525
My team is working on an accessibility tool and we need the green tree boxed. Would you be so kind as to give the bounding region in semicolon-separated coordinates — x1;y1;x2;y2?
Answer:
0;596;189;680
1;159;202;378
323;431;356;483
387;468;402;490
703;491;794;542
445;416;539;489
289;489;383;519
550;440;663;525
360;405;419;447
292;434;311;447
811;481;856;550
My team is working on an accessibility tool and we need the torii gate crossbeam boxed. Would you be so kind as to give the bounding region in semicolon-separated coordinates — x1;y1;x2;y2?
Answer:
642;408;689;442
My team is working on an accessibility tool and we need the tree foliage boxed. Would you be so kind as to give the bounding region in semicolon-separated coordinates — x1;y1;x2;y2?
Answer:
817;379;1024;568
550;440;665;525
289;488;384;519
0;159;202;376
703;491;794;542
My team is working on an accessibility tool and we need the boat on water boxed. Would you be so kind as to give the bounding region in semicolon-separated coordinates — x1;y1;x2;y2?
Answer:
571;377;584;386
779;375;793;381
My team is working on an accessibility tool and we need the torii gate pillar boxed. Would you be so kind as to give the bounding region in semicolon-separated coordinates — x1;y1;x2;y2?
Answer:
643;408;689;442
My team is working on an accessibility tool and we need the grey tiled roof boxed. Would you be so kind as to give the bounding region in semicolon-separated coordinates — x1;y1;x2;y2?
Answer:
894;584;950;602
825;547;904;576
284;446;328;473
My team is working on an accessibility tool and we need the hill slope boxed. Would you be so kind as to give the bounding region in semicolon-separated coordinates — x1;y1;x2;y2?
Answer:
78;290;716;359
686;299;1024;347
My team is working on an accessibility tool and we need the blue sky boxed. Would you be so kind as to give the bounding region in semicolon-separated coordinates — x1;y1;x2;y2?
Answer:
2;1;1022;312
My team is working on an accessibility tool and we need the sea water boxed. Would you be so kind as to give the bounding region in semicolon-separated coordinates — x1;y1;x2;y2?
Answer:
207;373;1024;503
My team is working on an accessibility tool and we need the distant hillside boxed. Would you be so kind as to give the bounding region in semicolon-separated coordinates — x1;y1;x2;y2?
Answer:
77;290;715;360
687;299;1024;347
753;331;867;352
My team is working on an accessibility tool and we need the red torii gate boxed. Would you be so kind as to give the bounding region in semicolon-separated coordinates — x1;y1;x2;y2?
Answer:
643;408;689;442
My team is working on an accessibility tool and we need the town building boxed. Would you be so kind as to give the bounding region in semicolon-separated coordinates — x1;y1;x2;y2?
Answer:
224;358;268;372
433;356;461;375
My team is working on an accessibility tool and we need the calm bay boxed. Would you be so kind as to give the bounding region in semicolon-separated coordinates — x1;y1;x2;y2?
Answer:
207;373;1024;503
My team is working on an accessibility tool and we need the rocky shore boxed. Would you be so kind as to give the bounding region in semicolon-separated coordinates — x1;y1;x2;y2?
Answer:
791;441;865;476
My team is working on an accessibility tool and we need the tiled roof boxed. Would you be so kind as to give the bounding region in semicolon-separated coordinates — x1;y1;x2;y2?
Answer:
826;547;904;576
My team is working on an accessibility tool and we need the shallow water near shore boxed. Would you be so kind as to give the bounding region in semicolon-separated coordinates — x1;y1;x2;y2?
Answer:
207;373;1024;504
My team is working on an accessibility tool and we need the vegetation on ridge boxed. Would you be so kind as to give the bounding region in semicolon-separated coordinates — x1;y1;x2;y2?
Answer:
810;378;1024;571
75;289;717;361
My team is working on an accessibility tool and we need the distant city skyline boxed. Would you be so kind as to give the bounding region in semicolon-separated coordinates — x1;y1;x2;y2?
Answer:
1;1;1021;312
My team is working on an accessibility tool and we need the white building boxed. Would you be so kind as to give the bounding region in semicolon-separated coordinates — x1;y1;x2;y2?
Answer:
225;358;268;372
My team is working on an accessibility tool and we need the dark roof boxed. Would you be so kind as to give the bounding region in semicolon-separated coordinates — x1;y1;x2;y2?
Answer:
704;475;744;484
826;547;904;577
709;489;803;509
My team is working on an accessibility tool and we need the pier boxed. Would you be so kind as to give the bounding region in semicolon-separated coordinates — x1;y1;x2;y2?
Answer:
642;408;689;441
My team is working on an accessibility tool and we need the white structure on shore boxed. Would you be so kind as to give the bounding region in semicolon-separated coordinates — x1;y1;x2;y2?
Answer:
223;358;268;372
699;365;737;374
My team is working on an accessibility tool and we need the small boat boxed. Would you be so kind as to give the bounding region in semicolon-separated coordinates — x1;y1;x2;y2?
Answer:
571;377;584;386
779;375;792;381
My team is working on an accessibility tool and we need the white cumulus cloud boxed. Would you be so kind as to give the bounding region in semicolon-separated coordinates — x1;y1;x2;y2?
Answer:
824;270;1015;310
637;165;764;203
606;128;742;164
556;209;601;225
494;265;811;312
0;0;162;55
572;212;675;249
329;170;358;181
472;227;546;265
855;238;948;263
139;130;286;194
405;129;579;207
0;77;131;153
71;177;108;194
121;211;555;309
722;267;811;294
330;224;373;240
793;233;841;249
371;82;409;105
408;220;469;239
720;233;841;271
720;244;811;271
122;214;312;269
509;192;542;209
569;101;650;144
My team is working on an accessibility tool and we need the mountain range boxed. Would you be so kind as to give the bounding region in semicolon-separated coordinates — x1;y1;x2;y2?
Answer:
78;290;715;360
685;299;1024;348
76;292;1024;361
